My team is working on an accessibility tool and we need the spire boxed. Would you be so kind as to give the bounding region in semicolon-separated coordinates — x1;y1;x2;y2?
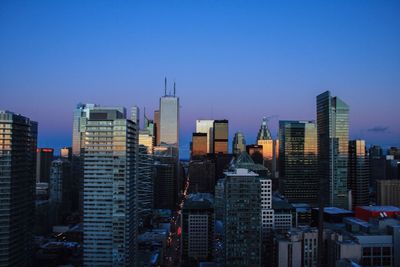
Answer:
257;117;272;141
164;77;167;96
174;81;176;96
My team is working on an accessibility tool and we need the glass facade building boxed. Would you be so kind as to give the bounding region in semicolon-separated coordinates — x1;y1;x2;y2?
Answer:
232;131;246;155
191;132;208;157
317;91;349;209
279;120;318;205
0;111;37;267
213;120;229;154
348;140;369;209
159;96;179;148
196;119;214;153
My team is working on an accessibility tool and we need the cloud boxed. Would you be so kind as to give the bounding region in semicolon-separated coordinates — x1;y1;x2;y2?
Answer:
367;126;389;133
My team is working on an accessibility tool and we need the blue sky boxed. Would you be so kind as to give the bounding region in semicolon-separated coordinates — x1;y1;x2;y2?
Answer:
1;0;399;158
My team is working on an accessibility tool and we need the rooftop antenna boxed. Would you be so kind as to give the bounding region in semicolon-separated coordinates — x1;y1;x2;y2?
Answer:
174;81;176;96
164;77;167;96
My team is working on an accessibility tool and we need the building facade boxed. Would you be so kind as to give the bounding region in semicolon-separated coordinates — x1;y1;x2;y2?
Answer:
213;120;229;154
348;140;369;209
232;131;246;155
196;119;214;153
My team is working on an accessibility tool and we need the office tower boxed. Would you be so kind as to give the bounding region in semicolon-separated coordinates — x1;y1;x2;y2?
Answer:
159;81;179;148
377;180;400;207
131;105;140;126
153;145;178;210
154;110;160;146
191;133;208;158
213;120;229;154
256;117;279;178
36;148;54;183
388;146;400;160
49;159;72;222
181;193;214;267
348;140;369;209
143;110;155;139
72;103;97;156
188;159;215;193
137;144;154;222
224;168;261;267
232;131;246;155
60;146;72;161
0;111;37;267
139;129;154;154
317;91;349;208
279;120;318;205
316;91;349;266
369;145;385;188
246;144;264;165
82;108;137;266
196;119;214;153
214;179;225;221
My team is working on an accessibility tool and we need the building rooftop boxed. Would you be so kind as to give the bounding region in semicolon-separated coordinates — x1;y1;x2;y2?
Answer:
314;207;353;215
358;206;400;212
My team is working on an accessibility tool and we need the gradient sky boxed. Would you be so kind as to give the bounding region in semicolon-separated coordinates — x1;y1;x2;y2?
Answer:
1;0;399;159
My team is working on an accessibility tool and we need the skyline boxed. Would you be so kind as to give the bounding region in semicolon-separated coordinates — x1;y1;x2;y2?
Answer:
1;1;399;158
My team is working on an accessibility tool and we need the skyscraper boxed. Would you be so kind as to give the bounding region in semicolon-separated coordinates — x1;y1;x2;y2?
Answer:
316;91;349;266
82;108;137;266
159;81;179;148
0;111;37;267
191;132;208;157
196;119;214;153
246;144;264;165
317;91;349;209
154;110;160;146
232;131;246;155
213;120;229;154
256;117;279;178
36;147;54;183
279;120;318;205
348;140;369;209
131;105;140;127
224;168;261;267
60;146;72;161
137;144;154;222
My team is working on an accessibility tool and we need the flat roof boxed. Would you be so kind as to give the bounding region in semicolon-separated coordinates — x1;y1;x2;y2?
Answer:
358;206;400;212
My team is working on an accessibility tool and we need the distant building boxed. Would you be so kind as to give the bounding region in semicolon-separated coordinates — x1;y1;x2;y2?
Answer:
131;105;140;126
36;148;54;183
279;120;318;205
256;117;279;178
224;168;261;267
154;110;160;146
317;91;349;209
181;193;214;267
355;206;400;222
196;120;214;153
191;133;208;158
49;159;72;221
377;180;400;207
138;144;154;221
246;144;264;165
139;129;154;154
0;110;37;267
159;80;179;149
348;140;369;209
82;108;137;266
60;146;72;161
213;120;229;154
232;132;246;155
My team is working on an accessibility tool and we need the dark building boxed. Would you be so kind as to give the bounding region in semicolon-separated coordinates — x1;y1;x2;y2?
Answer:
311;207;354;226
191;132;208;158
0;111;37;267
153;146;178;210
36;147;54;183
369;145;386;187
188;159;215;193
213;120;229;154
246;144;264;165
60;146;72;161
279;120;318;205
388;146;400;160
348;140;369;209
182;193;214;267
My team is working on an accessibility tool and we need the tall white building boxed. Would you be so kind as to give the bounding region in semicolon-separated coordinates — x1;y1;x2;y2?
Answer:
82;108;137;266
261;178;274;237
159;82;179;148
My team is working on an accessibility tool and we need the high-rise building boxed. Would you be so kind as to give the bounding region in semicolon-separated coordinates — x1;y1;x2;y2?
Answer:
49;158;72;221
224;168;261;267
60;146;72;161
377;180;400;207
131;105;140;126
139;129;154;154
0;111;37;267
36;147;54;183
153;145;178;210
316;91;349;266
187;159;215;193
159;81;179;148
348;140;369;209
196;119;214;153
191;133;208;158
232;131;246;155
137;144;154;222
181;193;214;267
256;117;279;178
82;108;137;266
213;120;228;154
154;110;160;146
279;120;318;205
317;91;349;209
